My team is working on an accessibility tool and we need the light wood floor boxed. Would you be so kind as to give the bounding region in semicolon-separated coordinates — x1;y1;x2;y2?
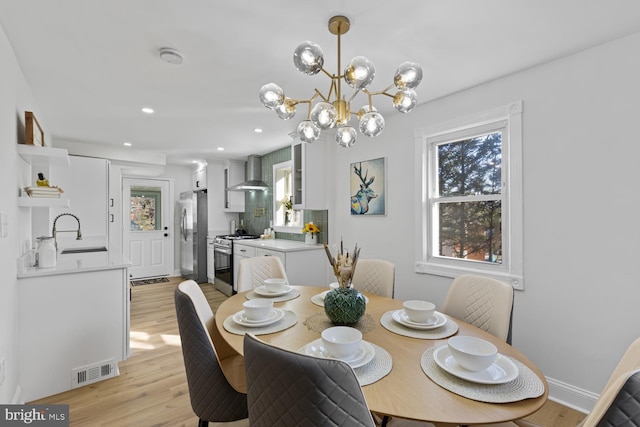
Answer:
32;277;585;427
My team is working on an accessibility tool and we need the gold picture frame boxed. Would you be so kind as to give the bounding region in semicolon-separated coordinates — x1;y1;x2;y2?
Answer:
25;111;44;146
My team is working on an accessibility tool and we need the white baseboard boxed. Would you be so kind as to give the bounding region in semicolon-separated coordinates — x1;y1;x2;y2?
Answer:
11;385;23;404
547;376;595;414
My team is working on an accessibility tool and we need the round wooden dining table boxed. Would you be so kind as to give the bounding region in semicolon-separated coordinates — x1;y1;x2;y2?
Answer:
211;285;548;426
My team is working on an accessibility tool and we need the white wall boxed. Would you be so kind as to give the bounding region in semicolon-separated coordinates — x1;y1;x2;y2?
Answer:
329;31;640;411
0;25;45;403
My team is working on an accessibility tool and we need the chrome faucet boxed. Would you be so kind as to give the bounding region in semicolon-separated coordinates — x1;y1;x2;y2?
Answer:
52;213;82;248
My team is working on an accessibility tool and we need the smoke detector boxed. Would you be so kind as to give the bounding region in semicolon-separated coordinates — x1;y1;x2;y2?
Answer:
159;47;183;65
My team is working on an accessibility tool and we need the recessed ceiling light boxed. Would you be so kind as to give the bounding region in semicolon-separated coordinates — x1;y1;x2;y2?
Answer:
141;107;154;114
217;147;224;151
254;128;263;133
123;142;132;147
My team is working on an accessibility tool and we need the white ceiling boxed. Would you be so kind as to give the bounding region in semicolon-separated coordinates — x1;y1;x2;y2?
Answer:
1;1;639;165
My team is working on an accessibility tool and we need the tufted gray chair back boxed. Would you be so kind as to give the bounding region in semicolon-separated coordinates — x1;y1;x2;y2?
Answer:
243;333;376;427
174;280;249;427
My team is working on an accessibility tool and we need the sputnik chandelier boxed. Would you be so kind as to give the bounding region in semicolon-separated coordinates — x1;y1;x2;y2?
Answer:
259;15;423;148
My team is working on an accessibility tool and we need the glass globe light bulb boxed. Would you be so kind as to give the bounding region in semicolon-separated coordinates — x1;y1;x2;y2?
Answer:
275;99;296;120
259;83;284;110
359;112;385;137
344;56;376;89
394;62;423;89
297;120;320;143
358;105;377;115
293;41;324;75
393;89;417;113
310;102;337;129
335;125;357;148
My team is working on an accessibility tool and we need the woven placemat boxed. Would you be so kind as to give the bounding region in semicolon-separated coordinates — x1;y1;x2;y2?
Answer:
296;342;393;386
245;288;301;303
380;311;459;339
421;346;545;403
223;310;297;335
303;312;377;334
355;343;393;386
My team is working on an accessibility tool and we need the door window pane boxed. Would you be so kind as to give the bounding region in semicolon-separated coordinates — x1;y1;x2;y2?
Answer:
130;186;162;231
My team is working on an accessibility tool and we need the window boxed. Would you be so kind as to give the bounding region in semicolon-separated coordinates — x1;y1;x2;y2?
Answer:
272;161;302;232
130;186;162;231
415;101;523;289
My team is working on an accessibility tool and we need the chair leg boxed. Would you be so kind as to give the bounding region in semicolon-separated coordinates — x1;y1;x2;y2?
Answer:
198;419;208;427
381;415;390;426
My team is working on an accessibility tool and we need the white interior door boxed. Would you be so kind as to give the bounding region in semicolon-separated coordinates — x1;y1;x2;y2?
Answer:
123;178;173;279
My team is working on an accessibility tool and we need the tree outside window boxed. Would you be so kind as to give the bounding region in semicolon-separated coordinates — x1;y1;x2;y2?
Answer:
437;131;502;264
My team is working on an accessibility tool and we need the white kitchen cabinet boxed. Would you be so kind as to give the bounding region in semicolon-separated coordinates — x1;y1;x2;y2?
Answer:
291;140;327;210
50;155;109;246
193;164;207;190
18;263;129;401
256;247;286;265
234;240;327;287
224;160;245;212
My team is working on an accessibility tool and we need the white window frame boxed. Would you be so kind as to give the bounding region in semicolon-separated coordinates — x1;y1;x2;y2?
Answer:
272;160;303;234
414;101;524;290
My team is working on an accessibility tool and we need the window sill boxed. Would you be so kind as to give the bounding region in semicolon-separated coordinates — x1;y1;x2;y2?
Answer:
273;225;303;234
415;261;524;290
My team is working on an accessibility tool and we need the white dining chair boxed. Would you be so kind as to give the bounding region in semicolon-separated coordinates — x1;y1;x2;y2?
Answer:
236;256;288;293
351;258;395;298
440;274;514;343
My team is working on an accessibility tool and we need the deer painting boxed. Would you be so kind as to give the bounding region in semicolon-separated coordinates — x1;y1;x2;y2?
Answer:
351;162;378;214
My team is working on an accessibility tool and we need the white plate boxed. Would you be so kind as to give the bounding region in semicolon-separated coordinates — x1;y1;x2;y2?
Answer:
253;284;292;297
232;308;285;327
299;339;375;369
392;310;447;330
433;345;519;384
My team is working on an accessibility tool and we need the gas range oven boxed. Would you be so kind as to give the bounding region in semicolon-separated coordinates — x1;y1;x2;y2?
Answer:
213;234;260;296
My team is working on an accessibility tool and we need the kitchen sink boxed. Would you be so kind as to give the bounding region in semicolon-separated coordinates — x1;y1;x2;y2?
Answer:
60;246;108;254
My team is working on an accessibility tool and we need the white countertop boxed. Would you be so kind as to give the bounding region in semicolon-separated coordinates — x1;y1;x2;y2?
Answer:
233;238;324;252
18;251;131;278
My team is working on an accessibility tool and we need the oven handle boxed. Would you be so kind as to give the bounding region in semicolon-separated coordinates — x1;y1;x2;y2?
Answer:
214;246;232;256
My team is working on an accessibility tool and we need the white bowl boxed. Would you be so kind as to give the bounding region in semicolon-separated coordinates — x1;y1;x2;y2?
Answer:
447;336;498;372
402;300;436;324
264;278;287;293
329;282;340;290
321;326;362;359
242;299;274;321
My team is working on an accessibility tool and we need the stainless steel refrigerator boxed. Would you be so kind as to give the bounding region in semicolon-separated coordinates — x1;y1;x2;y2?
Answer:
180;190;208;283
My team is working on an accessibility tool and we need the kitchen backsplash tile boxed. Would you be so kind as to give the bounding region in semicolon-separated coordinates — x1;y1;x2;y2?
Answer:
239;146;328;244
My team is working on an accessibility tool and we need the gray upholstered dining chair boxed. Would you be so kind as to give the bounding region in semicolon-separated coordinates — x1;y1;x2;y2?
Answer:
236;256;288;293
174;280;249;427
243;333;376;427
440;274;514;343
351;258;395;298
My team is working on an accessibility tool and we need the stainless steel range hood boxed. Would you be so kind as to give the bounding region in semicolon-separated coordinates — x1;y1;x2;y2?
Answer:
227;154;269;191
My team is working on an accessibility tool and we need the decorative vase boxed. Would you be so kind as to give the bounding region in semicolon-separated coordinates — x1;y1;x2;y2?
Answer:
324;287;366;325
305;233;317;245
